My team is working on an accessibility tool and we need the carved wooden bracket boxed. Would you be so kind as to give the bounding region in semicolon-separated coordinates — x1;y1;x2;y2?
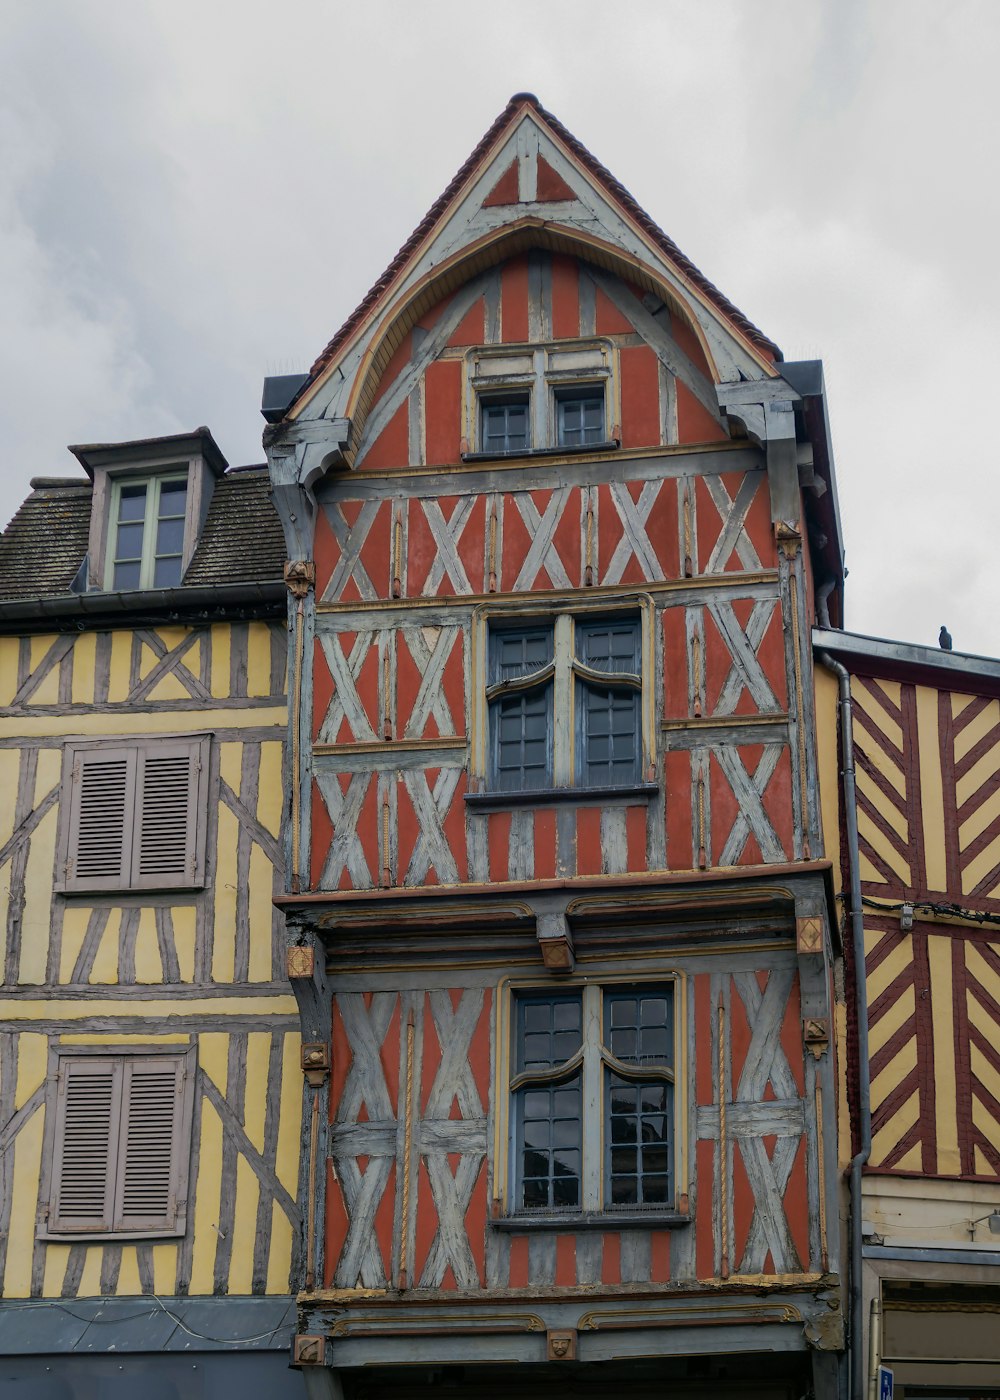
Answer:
284;559;316;598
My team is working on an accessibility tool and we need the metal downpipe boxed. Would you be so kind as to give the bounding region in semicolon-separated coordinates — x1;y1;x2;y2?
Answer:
820;651;871;1400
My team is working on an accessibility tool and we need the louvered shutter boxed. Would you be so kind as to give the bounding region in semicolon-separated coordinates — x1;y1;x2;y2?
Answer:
50;1057;122;1232
114;1056;187;1233
131;738;207;890
64;747;138;891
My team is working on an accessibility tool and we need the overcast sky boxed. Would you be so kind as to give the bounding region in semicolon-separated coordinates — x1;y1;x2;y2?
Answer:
2;1;997;655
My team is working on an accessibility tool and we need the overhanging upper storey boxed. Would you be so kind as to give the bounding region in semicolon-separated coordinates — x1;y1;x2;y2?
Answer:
262;94;819;562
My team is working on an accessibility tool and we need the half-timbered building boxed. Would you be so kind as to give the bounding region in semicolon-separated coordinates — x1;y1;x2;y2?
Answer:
0;431;305;1396
816;629;1000;1397
268;96;847;1399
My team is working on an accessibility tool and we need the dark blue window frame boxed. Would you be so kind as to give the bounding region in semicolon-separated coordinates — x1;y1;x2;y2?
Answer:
556;389;606;448
481;395;530;455
576;618;641;787
488;627;554;792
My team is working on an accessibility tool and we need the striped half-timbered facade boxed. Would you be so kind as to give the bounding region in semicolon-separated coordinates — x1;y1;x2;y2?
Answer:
270;97;846;1398
0;446;305;1394
816;630;1000;1394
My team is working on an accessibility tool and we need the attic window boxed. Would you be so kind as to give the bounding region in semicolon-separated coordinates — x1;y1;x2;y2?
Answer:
481;395;530;455
107;474;188;590
556;389;605;447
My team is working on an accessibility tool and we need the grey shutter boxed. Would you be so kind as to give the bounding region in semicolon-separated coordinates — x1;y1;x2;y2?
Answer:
114;1056;187;1233
131;738;206;889
50;1057;122;1232
64;746;138;890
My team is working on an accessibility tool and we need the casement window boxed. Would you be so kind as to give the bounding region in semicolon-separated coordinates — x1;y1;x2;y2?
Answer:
107;474;188;590
466;340;617;457
556;389;605;448
508;983;676;1215
487;615;642;792
44;1047;195;1238
481;395;531;455
58;735;209;893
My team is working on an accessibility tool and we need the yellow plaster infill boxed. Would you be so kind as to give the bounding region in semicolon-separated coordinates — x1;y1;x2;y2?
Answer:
275;1031;303;1197
89;908;122;985
0;750;19;848
927;934;960;1175
249;843;276;983
871;1089;919;1167
210;623;231;697
857;809;909;886
867;984;915;1061
15;1032;48;1109
854;685;904;756
855;762;908;842
42;1244;73;1298
266;1199;294;1294
69;632;96;704
959;777;1000;851
1;995;296;1022
19;810;58;987
915;685;948;892
4;1111;44;1296
967;941;1000;1005
953;696;1000;766
188;1095;224;1296
247;624;273;699
967;972;1000;1047
972;1092;1000;1142
198;1034;231;1099
0;708;286;739
228;1156;258;1295
962;826;1000;894
243;1031;270;1154
116;1247;142;1297
957;742;1000;811
58;1033;191;1045
315;570;780;616
153;1243;178;1297
211;806;240;985
0;638;19;705
869;1037;917;1106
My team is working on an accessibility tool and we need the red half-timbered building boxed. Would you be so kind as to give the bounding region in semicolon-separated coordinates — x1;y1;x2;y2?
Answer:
268;96;846;1400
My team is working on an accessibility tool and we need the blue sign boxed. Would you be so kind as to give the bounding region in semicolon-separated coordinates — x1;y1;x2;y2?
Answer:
878;1365;894;1400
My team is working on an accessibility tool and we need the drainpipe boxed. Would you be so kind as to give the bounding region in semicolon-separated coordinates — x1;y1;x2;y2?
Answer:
819;648;871;1400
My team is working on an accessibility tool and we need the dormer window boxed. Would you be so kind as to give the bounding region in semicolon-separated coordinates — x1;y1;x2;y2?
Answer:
108;475;188;590
70;429;228;595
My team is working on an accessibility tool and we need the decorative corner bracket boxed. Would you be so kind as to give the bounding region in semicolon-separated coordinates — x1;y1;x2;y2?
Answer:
284;559;316;598
292;1334;328;1367
537;910;574;973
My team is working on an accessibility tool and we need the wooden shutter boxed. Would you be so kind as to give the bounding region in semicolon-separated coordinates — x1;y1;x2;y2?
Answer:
115;1056;188;1233
131;738;206;889
50;1057;122;1232
64;746;138;890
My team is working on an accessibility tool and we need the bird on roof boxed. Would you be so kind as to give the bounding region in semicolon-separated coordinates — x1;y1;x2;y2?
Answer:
939;626;953;651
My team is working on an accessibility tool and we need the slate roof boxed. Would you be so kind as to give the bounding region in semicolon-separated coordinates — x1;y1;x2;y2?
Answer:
0;479;92;600
300;93;781;404
184;467;286;586
0;465;285;604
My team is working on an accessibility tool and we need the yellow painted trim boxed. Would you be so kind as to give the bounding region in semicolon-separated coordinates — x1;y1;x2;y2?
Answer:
0;995;297;1022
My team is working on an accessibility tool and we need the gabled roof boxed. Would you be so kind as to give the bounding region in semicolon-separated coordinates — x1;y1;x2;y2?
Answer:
293;94;780;418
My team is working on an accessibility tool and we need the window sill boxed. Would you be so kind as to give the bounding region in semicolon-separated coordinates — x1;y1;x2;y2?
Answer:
492;1209;689;1233
465;782;658;810
461;440;620;464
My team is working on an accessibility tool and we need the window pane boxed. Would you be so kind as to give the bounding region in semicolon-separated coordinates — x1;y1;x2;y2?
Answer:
158;481;187;516
557;393;605;447
606;1066;674;1207
492;686;552;791
153;556;184;589
517;996;582;1070
114;522;144;562
493;629;552;681
578;620;639;673
482;398;530;453
155;516;185;558
113;560;142;590
607;989;672;1066
515;1073;581;1211
118;484;147;521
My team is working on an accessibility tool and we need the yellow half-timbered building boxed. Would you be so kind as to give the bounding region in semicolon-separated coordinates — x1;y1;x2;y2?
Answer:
816;628;1000;1398
0;431;306;1396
